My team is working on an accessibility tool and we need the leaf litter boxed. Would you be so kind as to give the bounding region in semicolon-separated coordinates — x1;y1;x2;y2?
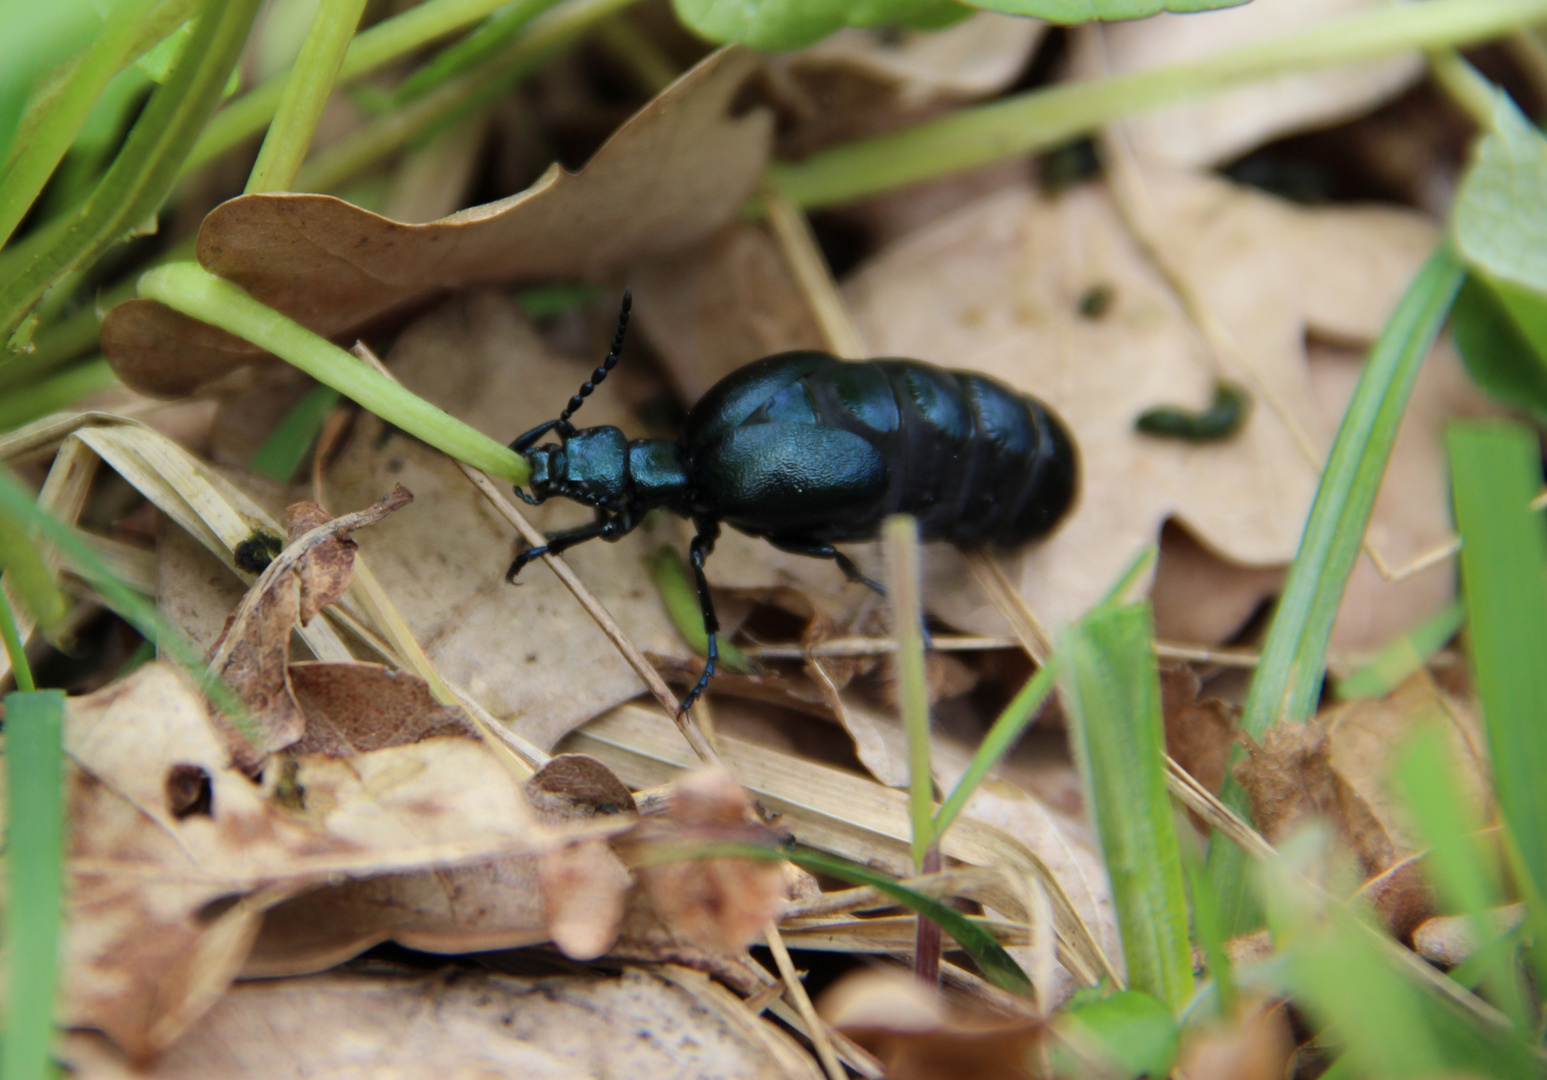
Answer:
7;7;1530;1076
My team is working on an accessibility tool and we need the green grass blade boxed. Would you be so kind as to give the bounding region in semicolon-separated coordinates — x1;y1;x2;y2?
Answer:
771;0;1547;210
1448;420;1547;936
136;262;526;485
1394;728;1532;1034
0;465;249;731
1209;245;1465;934
0;0;194;250
185;0;523;175
0;588;37;692
0;514;69;638
0;0;264;344
0;357;119;434
248;384;341;483
1059;601;1192;1013
245;0;371;193
778;846;1033;997
3;688;66;1080
1333;599;1464;700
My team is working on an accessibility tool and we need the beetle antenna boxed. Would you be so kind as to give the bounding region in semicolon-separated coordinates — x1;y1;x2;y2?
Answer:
557;288;631;434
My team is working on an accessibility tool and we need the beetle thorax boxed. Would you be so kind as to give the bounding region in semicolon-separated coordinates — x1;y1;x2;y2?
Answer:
521;427;688;511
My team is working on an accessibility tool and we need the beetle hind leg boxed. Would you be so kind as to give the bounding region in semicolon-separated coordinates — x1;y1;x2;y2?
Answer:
767;538;886;595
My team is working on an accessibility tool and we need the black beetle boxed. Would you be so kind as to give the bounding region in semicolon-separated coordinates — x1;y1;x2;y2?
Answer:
508;291;1078;712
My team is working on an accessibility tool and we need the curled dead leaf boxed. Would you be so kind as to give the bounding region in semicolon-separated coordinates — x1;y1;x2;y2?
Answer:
207;487;412;770
102;48;772;396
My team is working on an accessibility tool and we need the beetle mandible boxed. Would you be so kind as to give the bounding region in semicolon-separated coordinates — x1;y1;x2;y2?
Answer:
507;290;1079;713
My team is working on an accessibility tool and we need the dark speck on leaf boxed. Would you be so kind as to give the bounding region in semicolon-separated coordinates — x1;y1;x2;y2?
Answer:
234;530;284;573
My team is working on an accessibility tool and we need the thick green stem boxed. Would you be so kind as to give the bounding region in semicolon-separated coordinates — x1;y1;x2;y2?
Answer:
246;0;371;193
136;262;527;484
771;0;1547;209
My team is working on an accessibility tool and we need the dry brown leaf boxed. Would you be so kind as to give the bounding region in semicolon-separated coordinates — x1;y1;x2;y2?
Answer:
207;487;411;769
1172;997;1294;1080
842;169;1474;647
1355;854;1437;941
288;660;476;756
1149;521;1284;645
64;967;822;1080
1413;905;1526;967
58;662;542;1054
1076;0;1423;168
1235;719;1394;877
246;752;637;975
323;290;680;748
821;968;1043;1080
102;48;771;395
631;222;827;403
1159;662;1237;798
627;767;789;955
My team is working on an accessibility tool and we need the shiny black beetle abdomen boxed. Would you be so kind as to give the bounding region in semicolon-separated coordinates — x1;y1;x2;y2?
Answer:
507;292;1078;713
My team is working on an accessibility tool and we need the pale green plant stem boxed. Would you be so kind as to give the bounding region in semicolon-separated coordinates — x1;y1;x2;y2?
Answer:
186;0;556;175
771;0;1547;209
294;0;636;193
246;0;371;193
136;262;527;484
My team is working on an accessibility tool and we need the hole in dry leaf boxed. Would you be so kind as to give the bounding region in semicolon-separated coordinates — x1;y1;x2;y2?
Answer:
233;530;284;574
166;763;214;819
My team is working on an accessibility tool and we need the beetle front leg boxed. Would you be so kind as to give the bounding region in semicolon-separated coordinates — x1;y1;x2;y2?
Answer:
679;519;721;715
506;513;621;582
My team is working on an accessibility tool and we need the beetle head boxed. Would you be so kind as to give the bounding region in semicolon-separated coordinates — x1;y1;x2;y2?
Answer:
522;425;629;507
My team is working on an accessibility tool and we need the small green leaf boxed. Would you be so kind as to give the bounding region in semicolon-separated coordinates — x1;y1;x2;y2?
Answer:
1053;990;1178;1080
970;0;1245;20
248;384;341;482
1450;276;1547;423
1453;91;1547;294
672;0;972;49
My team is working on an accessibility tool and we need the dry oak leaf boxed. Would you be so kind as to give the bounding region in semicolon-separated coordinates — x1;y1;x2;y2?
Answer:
1074;0;1423;168
207;488;411;770
56;662;543;1056
63;967;822;1080
101;47;772;396
246;753;637;976
324;290;680;749
843;168;1464;643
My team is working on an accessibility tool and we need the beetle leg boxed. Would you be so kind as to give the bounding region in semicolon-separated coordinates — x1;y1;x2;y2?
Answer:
506;514;621;583
766;538;887;596
679;519;721;715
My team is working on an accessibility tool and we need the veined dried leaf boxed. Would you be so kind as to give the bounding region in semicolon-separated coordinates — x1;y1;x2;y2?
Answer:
288;660;476;756
842;169;1476;648
101;48;772;395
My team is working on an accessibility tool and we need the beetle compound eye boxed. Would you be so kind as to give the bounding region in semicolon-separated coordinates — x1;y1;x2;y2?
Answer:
1135;380;1250;442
